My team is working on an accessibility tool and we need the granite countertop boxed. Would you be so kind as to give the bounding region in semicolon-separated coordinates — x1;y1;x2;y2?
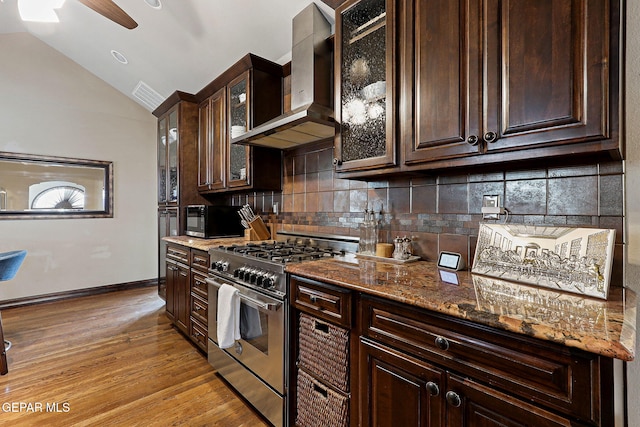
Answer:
286;255;636;361
162;235;254;251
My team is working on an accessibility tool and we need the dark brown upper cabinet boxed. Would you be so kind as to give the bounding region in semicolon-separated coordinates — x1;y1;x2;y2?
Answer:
335;0;622;178
404;0;620;168
198;88;226;192
334;0;398;173
196;54;284;194
155;93;203;209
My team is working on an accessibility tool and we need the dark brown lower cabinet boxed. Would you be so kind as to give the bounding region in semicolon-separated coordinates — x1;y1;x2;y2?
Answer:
165;258;189;334
359;294;613;427
288;276;614;426
360;337;444;426
165;244;209;351
361;337;586;427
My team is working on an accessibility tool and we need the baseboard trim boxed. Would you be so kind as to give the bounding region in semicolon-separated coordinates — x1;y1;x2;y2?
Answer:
0;279;159;310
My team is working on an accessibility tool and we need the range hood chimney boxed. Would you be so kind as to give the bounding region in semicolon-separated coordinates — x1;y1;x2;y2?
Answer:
232;3;335;149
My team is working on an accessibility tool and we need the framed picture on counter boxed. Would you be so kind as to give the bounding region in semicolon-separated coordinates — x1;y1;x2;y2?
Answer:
471;224;616;299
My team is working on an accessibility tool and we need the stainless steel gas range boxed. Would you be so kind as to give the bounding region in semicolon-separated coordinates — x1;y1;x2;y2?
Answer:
205;232;358;427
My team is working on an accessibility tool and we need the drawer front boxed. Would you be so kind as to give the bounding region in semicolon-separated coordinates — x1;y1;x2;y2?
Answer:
166;244;189;264
360;295;602;423
190;317;208;351
190;249;210;273
291;276;352;327
191;270;208;298
298;313;350;392
191;293;208;325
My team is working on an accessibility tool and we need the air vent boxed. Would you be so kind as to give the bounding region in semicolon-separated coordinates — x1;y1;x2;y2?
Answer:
132;81;165;111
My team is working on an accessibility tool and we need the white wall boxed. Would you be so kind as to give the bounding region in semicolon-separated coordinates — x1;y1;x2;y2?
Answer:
0;33;157;300
626;0;640;425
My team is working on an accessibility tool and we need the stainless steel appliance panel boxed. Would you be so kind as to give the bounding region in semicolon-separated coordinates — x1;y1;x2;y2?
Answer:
207;276;285;394
208;340;283;427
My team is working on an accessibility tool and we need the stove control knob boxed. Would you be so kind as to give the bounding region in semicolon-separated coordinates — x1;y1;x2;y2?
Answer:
233;268;241;278
264;275;276;289
249;270;259;284
220;262;229;272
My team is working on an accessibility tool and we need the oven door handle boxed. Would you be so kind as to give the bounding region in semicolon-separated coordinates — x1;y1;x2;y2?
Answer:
205;277;282;312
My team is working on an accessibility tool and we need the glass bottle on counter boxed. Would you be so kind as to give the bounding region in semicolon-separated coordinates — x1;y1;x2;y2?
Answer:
359;209;378;255
359;209;370;254
367;209;378;254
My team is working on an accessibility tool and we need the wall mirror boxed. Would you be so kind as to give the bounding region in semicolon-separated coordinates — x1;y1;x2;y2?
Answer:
0;151;113;219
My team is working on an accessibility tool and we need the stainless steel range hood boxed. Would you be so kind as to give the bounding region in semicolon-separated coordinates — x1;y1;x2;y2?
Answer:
232;4;335;150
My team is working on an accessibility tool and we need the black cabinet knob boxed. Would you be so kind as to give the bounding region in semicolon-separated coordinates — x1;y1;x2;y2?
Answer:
467;135;479;146
333;158;343;166
446;391;462;407
435;336;450;350
426;381;440;396
484;131;498;143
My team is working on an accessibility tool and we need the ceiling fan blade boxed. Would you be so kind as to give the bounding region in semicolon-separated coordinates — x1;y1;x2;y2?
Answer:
77;0;138;29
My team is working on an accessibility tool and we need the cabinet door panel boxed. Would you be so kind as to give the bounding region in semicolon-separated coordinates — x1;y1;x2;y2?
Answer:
198;90;227;192
167;109;179;203
446;374;576;427
157;117;168;203
335;0;397;172
197;100;210;190
360;337;444;427
209;90;227;190
484;0;610;151
403;0;481;164
228;72;251;188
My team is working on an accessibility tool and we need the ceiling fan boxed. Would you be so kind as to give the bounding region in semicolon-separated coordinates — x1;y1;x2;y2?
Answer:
77;0;138;29
17;0;138;29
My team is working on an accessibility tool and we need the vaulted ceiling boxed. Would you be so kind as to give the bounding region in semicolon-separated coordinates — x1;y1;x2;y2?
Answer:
0;0;335;111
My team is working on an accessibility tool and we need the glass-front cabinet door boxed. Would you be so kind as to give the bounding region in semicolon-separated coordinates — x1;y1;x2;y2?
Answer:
157;115;167;204
167;109;179;202
335;0;396;173
157;107;179;204
227;72;251;188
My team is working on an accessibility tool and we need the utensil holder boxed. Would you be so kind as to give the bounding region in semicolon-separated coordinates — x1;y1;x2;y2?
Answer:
244;228;260;241
249;217;271;240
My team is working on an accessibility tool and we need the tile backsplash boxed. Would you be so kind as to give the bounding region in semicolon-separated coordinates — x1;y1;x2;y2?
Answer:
231;141;624;287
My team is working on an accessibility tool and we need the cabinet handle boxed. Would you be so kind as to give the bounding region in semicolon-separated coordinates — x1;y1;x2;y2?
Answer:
446;391;462;407
466;135;479;146
435;336;449;350
426;381;440;396
309;295;318;303
332;158;343;166
483;131;498;143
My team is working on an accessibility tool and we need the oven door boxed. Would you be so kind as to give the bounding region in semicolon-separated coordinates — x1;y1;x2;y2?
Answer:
206;275;285;394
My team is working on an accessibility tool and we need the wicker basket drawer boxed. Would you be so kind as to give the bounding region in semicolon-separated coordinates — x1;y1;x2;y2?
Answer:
298;313;349;392
296;369;349;427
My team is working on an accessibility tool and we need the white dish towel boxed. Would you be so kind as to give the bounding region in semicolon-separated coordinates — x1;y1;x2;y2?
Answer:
217;284;241;349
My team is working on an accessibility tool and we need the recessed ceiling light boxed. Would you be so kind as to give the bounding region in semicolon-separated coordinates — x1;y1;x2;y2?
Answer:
144;0;162;9
110;49;128;65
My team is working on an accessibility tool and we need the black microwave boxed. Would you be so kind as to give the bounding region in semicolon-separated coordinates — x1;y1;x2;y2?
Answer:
185;205;244;239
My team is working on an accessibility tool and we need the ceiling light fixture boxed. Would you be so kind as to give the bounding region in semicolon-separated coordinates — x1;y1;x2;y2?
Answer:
144;0;162;9
18;0;66;23
110;49;128;65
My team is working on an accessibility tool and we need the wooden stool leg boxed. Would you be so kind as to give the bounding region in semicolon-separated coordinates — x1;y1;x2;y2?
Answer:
0;312;8;375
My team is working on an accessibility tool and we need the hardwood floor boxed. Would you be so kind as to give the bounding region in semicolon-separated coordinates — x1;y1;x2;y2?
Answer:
0;286;269;426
